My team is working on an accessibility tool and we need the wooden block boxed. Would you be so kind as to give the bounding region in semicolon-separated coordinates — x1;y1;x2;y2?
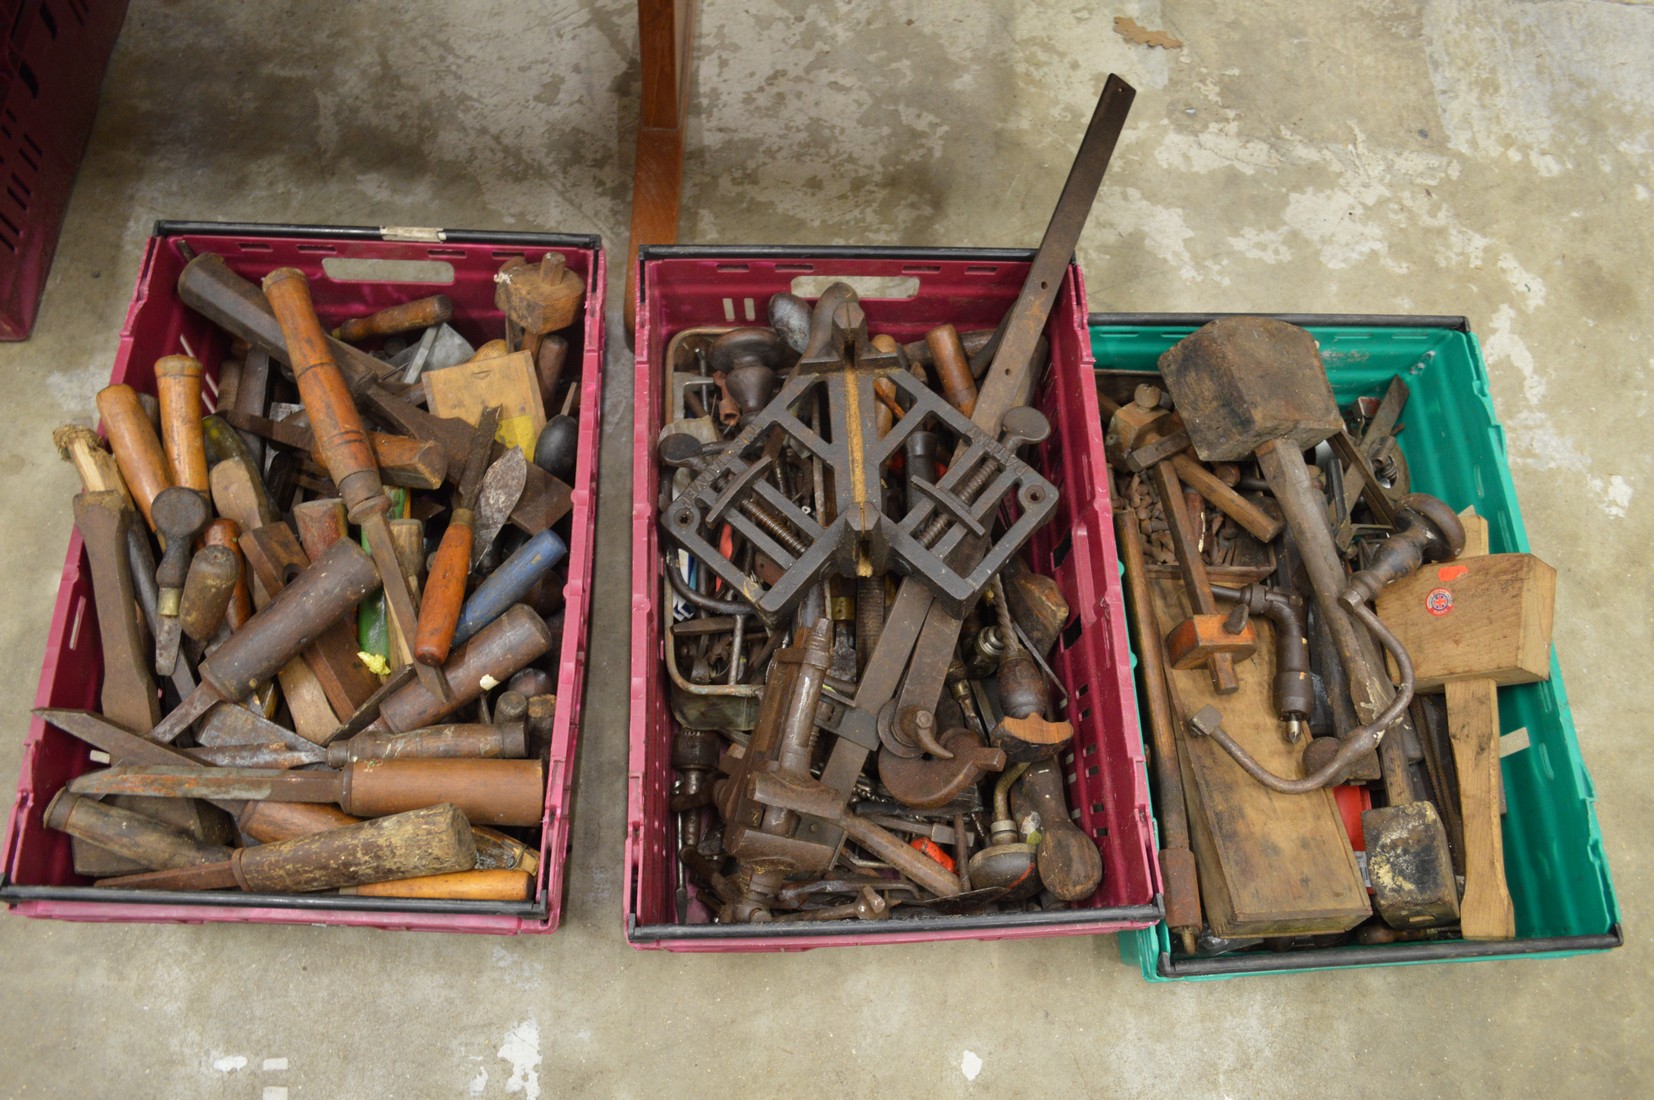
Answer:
423;350;546;457
1164;614;1257;669
1151;578;1371;938
1376;551;1556;689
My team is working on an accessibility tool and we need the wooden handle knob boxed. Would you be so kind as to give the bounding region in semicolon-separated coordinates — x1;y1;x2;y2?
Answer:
201;519;252;629
414;513;473;666
96;384;174;530
155;355;209;495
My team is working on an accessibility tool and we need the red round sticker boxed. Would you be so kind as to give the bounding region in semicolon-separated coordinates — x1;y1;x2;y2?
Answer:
1426;587;1454;616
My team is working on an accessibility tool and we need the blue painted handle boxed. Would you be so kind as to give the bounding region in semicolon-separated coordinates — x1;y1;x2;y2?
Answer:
454;528;568;646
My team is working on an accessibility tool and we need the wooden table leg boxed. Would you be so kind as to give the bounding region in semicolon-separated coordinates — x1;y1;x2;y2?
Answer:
626;0;695;337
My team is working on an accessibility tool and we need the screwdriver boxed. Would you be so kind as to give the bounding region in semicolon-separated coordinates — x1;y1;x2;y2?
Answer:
261;268;451;704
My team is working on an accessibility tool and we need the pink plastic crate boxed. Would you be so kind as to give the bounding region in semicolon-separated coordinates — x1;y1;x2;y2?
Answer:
626;247;1158;949
0;0;130;340
1;222;604;934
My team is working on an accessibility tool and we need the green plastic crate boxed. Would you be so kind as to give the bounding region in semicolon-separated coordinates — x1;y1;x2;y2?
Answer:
1092;314;1622;979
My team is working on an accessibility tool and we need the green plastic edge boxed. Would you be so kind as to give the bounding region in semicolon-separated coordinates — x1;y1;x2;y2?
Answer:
1089;322;1622;981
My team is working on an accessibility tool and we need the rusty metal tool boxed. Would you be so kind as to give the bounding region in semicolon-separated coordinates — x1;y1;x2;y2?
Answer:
1116;508;1202;950
150;486;212;676
470;446;528;570
878;728;1005;811
1211;581;1312;742
38;707;357;843
261;267;450;704
660;285;1057;623
175;252;572;535
96;803;476;893
973;74;1135;419
327;722;528;766
72;758;546;828
73;491;161;732
145;537;381;744
333;294;454;343
415;407;500;667
1161;317;1455;929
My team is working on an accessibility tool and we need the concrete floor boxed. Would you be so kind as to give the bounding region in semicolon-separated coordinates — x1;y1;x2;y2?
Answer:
1;0;1648;1095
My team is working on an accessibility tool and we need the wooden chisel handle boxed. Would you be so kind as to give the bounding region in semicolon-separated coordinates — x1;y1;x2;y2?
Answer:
414;509;474;666
201;519;252;630
96;383;174;531
262;268;387;522
341;758;546;827
333;295;453;343
155;355;209;495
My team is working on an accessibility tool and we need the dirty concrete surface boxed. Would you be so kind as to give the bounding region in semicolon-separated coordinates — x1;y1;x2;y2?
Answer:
0;1;1648;1096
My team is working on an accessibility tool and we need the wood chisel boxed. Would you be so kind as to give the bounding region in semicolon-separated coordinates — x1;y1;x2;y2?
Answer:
261;267;452;704
70;759;546;827
414;406;501;667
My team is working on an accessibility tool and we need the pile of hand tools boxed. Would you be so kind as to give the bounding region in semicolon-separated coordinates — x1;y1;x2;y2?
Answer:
654;74;1138;926
38;249;585;902
1109;317;1557;956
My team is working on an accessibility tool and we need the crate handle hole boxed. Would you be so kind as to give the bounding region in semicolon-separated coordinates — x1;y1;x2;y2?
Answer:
321;257;455;284
790;275;919;300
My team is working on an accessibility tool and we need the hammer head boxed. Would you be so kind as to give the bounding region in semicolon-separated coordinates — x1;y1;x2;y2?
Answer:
1158;317;1342;462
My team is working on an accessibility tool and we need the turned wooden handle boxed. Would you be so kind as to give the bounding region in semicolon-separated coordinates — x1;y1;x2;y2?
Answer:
202;519;252;629
96;384;174;530
333;295;453;343
155;355;209;495
342;868;533;901
925;324;978;417
341;758;545;827
414;511;473;666
263;268;385;520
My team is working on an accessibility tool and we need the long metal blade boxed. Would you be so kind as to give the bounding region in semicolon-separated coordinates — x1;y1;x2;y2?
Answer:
974;74;1136;435
457;406;503;512
67;765;342;804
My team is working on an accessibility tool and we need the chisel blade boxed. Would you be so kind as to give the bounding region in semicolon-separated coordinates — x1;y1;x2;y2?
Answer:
471;447;528;568
68;765;343;804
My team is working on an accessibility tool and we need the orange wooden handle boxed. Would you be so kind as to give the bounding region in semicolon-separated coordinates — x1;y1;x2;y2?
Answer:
154;355;209;495
262;268;385;520
341;758;546;827
95;383;174;530
201;518;252;630
925;324;978;417
342;869;533;901
414;513;473;666
333;295;453;343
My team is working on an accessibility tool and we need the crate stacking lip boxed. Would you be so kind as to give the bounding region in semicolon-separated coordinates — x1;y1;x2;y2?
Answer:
0;221;605;934
626;245;1158;950
1093;312;1621;979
